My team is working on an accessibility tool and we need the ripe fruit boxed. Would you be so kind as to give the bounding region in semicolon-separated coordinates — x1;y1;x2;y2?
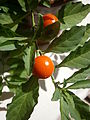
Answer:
43;13;58;28
33;55;54;79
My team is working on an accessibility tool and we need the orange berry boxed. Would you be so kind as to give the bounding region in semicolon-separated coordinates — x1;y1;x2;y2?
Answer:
43;13;58;28
33;55;54;79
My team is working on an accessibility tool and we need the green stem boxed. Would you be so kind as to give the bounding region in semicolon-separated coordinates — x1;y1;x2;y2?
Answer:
32;12;35;27
51;75;56;86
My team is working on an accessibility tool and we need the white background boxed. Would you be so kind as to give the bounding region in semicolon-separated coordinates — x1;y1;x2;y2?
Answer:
0;0;90;120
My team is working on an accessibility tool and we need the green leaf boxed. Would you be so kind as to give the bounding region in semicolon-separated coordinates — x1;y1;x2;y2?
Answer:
0;6;9;13
27;0;38;10
80;24;90;45
23;43;36;76
0;24;17;37
18;0;26;12
52;87;62;101
35;14;43;39
6;76;39;120
0;42;16;51
7;76;27;86
0;37;27;45
7;57;26;77
60;91;81;120
58;2;90;30
71;91;90;120
40;0;50;8
46;26;86;53
56;41;90;69
66;65;90;83
0;13;13;25
39;21;60;42
67;79;90;89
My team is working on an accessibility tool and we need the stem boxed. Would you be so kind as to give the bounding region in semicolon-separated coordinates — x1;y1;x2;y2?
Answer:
32;12;35;27
51;75;56;86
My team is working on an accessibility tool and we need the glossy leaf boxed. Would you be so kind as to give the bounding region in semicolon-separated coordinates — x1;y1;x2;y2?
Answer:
56;41;90;69
46;26;86;53
66;65;90;83
23;43;36;76
6;76;39;120
58;2;90;29
67;79;90;89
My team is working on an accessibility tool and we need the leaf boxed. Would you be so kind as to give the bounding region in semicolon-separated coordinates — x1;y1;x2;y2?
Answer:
7;76;27;86
40;0;50;8
0;13;13;25
60;91;81;120
69;91;90;120
67;79;90;89
35;14;43;39
18;0;26;12
0;24;16;37
46;26;86;53
0;42;16;51
6;76;39;120
80;24;90;45
0;37;27;45
56;41;90;69
39;21;60;42
27;0;38;10
23;43;36;76
58;2;90;30
7;57;27;77
66;65;90;83
0;6;9;13
52;87;62;101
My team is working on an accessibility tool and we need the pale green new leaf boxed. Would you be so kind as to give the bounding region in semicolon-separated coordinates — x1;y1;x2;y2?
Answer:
46;26;86;53
67;79;90;89
56;41;90;69
23;43;36;76
66;65;90;83
58;2;90;30
6;76;39;120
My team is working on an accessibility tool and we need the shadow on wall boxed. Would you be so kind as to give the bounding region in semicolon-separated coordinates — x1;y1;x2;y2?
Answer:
0;91;14;111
